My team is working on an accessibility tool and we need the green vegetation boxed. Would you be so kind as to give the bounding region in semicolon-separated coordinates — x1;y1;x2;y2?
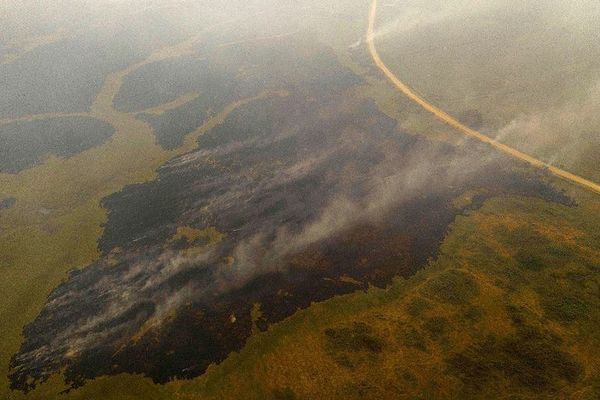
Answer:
423;316;448;340
405;297;431;317
324;322;384;354
401;326;428;352
167;226;225;250
422;269;479;305
271;387;297;400
541;293;590;323
448;327;583;392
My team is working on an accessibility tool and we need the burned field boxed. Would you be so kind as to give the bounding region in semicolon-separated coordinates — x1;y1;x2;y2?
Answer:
0;117;115;173
9;43;573;392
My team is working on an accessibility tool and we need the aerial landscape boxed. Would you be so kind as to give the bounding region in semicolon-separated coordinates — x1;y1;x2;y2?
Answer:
0;0;599;399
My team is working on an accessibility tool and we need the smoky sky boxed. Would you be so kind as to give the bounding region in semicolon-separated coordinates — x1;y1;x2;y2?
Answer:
3;0;597;173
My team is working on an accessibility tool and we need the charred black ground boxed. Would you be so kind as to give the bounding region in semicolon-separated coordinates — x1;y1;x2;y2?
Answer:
0;117;114;173
9;41;572;392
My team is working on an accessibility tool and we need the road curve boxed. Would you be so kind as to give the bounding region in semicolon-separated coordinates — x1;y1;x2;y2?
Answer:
366;0;600;195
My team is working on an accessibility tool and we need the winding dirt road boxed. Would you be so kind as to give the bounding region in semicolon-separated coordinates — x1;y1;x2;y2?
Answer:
367;0;600;194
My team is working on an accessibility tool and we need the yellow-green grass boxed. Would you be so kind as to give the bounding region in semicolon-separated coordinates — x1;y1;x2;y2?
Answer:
168;226;225;246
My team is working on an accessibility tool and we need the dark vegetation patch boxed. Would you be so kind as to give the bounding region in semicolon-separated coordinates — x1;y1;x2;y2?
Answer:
509;227;574;272
401;370;417;385
505;304;528;327
271;387;297;400
447;325;582;393
547;243;575;258
476;223;583;297
491;268;523;292
0;117;114;173
325;322;384;354
0;197;16;210
324;321;385;369
449;304;584;393
461;305;483;323
406;297;430;317
540;294;590;323
423;316;448;340
422;270;478;305
514;252;546;271
585;261;600;273
401;327;427;352
564;271;588;284
339;381;369;398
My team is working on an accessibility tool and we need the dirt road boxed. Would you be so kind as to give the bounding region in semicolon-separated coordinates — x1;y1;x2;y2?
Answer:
366;0;600;194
